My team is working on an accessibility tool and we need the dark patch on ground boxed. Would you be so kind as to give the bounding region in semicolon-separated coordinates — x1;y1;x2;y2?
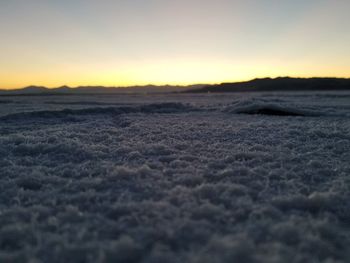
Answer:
236;107;306;116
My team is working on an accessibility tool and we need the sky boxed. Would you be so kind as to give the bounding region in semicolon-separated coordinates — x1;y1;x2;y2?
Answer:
0;0;349;89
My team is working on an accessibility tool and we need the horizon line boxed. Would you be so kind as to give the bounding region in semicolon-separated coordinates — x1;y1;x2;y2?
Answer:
2;76;350;90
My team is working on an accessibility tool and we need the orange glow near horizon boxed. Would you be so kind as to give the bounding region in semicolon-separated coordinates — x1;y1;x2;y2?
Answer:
1;59;349;89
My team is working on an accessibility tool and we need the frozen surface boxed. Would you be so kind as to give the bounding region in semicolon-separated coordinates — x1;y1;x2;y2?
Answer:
0;92;350;262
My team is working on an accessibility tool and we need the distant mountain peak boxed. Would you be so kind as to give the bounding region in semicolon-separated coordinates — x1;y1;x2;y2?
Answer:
23;85;47;90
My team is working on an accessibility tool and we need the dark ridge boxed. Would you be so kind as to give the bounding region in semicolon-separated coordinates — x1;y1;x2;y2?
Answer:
185;77;350;93
236;107;306;116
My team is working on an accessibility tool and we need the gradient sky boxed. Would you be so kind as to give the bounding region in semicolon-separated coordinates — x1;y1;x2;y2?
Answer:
1;0;350;89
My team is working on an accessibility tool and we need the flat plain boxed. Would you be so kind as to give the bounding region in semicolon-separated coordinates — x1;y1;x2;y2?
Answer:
0;92;349;263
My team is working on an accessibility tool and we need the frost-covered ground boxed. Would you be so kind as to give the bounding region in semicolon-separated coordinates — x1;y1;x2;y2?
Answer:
0;92;349;263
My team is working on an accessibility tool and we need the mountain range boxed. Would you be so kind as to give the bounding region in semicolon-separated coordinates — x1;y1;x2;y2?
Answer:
0;84;205;95
185;77;350;93
1;77;350;95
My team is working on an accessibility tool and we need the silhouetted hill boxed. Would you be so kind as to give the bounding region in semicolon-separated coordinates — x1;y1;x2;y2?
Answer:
20;86;49;93
2;78;350;95
185;77;350;93
0;84;205;95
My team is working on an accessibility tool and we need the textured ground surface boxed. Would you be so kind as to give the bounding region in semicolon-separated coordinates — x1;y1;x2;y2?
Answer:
0;92;349;263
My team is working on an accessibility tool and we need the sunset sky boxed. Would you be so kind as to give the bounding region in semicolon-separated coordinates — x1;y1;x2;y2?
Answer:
1;0;349;89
